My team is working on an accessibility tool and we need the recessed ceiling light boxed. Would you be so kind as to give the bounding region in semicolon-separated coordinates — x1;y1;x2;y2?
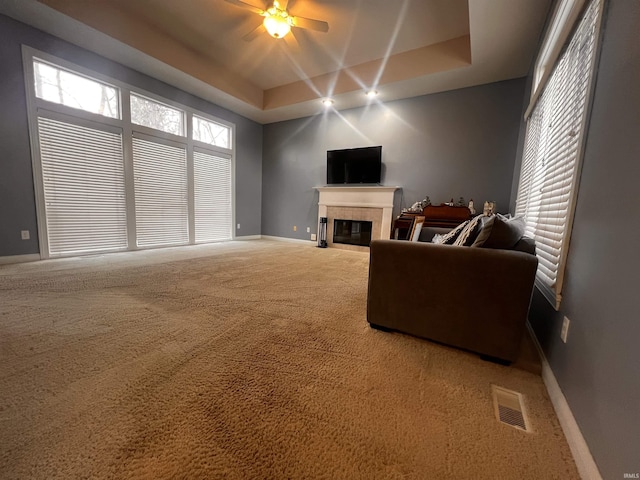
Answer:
322;98;334;106
366;90;378;97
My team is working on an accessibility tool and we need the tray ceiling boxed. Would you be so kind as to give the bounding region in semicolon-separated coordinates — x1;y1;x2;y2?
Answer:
1;0;551;123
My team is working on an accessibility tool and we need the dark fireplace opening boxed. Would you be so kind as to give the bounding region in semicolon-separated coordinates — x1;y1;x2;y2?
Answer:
333;219;373;247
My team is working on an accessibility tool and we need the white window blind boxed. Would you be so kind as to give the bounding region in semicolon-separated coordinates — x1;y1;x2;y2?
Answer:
194;151;232;243
132;137;189;247
515;0;601;309
37;116;127;256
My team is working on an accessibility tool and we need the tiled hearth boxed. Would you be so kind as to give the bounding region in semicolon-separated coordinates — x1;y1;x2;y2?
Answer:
314;186;400;251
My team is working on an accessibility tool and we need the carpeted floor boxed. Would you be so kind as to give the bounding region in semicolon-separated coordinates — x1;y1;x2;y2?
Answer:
0;240;579;479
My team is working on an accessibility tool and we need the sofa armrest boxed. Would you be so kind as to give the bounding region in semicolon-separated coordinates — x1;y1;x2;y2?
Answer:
367;240;538;361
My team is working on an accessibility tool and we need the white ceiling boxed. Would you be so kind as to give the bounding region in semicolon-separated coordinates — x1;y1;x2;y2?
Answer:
0;0;551;124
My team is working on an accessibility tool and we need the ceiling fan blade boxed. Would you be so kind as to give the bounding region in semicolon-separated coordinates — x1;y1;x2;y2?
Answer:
291;15;329;33
284;30;300;53
243;23;266;41
224;0;265;16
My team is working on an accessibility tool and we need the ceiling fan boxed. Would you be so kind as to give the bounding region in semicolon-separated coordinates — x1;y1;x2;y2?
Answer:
224;0;329;42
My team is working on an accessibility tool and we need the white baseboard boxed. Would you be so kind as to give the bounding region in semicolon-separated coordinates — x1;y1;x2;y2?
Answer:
0;253;41;265
526;323;602;480
261;235;315;245
234;235;262;241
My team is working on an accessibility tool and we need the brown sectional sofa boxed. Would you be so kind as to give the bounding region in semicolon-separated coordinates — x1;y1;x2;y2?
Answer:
366;237;538;363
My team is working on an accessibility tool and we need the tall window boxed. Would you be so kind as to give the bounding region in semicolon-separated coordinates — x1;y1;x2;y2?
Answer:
38;117;127;256
515;0;602;309
133;137;189;247
25;49;235;259
194;151;233;243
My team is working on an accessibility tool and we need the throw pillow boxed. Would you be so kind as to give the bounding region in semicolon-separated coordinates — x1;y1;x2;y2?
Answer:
438;220;469;245
452;214;485;247
469;215;496;247
472;213;525;249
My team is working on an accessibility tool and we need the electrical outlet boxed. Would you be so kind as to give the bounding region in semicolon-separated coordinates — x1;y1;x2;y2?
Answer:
311;233;317;241
237;223;240;230
21;230;30;240
306;227;310;233
293;225;297;232
561;316;570;343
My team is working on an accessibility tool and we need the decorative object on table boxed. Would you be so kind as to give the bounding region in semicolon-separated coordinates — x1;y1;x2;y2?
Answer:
402;195;432;214
468;199;476;215
409;216;425;242
444;198;455;206
317;217;328;248
392;215;418;240
455;197;466;207
483;201;496;216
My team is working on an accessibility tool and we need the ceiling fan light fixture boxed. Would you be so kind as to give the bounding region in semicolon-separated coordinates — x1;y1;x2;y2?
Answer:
322;98;334;106
263;2;292;38
366;90;378;97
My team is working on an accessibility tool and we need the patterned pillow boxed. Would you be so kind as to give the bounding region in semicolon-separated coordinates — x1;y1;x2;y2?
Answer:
437;220;469;245
452;214;486;247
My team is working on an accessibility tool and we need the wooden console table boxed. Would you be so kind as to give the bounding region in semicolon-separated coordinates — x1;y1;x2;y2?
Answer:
391;205;471;239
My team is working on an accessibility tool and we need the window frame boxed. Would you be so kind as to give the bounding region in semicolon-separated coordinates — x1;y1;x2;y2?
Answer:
516;0;604;309
22;46;236;259
529;0;588;112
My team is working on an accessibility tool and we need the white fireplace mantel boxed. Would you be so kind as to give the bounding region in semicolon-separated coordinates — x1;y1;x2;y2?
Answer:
314;186;401;246
314;186;400;209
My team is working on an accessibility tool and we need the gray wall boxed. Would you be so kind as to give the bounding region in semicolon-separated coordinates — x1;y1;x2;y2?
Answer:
518;1;640;477
0;14;262;258
262;79;526;240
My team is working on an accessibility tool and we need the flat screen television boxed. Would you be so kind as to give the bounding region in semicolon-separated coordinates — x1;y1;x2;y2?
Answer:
326;146;382;184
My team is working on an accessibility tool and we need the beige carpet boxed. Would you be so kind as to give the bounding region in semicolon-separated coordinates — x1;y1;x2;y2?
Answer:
0;240;579;479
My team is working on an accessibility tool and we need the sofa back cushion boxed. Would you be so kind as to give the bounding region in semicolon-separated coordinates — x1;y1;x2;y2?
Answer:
472;214;525;249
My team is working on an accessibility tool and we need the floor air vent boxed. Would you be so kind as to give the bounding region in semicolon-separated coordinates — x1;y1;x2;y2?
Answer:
491;385;530;432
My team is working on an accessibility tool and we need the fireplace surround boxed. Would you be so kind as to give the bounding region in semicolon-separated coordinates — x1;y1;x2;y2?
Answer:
314;186;400;251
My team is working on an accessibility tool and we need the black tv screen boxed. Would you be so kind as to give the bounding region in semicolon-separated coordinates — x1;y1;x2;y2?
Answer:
326;146;382;184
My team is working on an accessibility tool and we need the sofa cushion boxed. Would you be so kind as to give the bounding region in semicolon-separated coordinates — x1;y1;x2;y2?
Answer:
472;213;525;249
452;215;484;246
470;215;496;247
513;236;536;255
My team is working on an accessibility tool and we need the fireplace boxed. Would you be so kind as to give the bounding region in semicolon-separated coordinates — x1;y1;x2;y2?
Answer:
333;219;373;247
314;186;400;251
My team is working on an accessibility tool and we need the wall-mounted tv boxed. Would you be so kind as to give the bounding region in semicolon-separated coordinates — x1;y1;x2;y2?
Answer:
326;146;382;184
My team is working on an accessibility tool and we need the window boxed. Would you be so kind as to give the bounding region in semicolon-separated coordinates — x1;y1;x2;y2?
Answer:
37;117;127;256
193;115;231;148
33;60;119;118
194;151;233;242
25;48;235;259
515;0;602;309
133;137;189;247
130;93;185;136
